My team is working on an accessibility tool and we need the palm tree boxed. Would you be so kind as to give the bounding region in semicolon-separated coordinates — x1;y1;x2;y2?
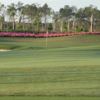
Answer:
7;3;16;31
77;5;99;32
59;5;75;32
25;4;38;32
71;6;77;32
0;4;5;31
35;5;42;32
83;5;95;32
19;5;29;32
41;3;51;33
16;1;23;23
52;11;59;32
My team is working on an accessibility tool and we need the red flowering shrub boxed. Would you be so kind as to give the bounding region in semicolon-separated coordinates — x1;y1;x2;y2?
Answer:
0;32;100;38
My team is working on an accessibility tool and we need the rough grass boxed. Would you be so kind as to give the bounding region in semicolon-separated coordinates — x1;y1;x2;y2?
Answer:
0;35;100;99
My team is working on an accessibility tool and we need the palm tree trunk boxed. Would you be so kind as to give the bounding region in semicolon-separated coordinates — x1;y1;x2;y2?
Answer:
22;16;25;32
90;14;93;32
60;20;63;33
31;22;34;32
13;21;15;31
23;22;25;32
53;20;56;32
42;23;44;32
19;16;22;23
44;16;46;32
36;20;39;32
72;20;75;32
13;17;15;31
45;15;48;33
0;22;3;31
67;20;70;32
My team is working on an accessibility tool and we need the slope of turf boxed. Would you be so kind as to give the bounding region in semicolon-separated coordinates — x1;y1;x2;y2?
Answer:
0;35;100;99
0;35;100;50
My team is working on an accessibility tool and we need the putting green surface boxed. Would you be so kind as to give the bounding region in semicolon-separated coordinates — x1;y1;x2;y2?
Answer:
0;35;100;99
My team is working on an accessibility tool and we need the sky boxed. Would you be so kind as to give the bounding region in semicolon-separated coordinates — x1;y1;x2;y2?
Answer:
1;0;100;11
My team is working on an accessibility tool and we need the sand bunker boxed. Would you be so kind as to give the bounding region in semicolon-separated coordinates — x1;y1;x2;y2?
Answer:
0;49;11;52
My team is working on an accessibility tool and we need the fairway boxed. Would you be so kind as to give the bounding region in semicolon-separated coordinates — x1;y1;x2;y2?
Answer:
0;35;100;99
0;96;100;100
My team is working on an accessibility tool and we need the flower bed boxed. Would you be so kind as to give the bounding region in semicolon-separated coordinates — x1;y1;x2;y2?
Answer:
0;32;100;38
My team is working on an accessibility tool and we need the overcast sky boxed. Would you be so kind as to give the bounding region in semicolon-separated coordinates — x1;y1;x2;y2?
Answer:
1;0;100;11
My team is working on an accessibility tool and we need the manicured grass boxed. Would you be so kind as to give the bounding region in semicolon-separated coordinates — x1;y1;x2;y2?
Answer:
0;96;100;100
0;35;100;99
0;35;100;50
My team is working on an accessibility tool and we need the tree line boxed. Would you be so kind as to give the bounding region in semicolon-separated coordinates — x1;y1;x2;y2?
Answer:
0;2;100;33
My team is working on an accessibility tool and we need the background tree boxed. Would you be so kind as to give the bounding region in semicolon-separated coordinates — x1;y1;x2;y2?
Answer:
76;5;99;32
76;8;86;32
16;1;23;23
41;3;51;32
7;3;16;31
0;2;100;33
52;11;60;32
83;5;96;32
0;3;5;31
59;5;76;32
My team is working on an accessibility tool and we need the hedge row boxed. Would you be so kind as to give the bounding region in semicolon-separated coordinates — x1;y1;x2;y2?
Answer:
0;32;100;38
